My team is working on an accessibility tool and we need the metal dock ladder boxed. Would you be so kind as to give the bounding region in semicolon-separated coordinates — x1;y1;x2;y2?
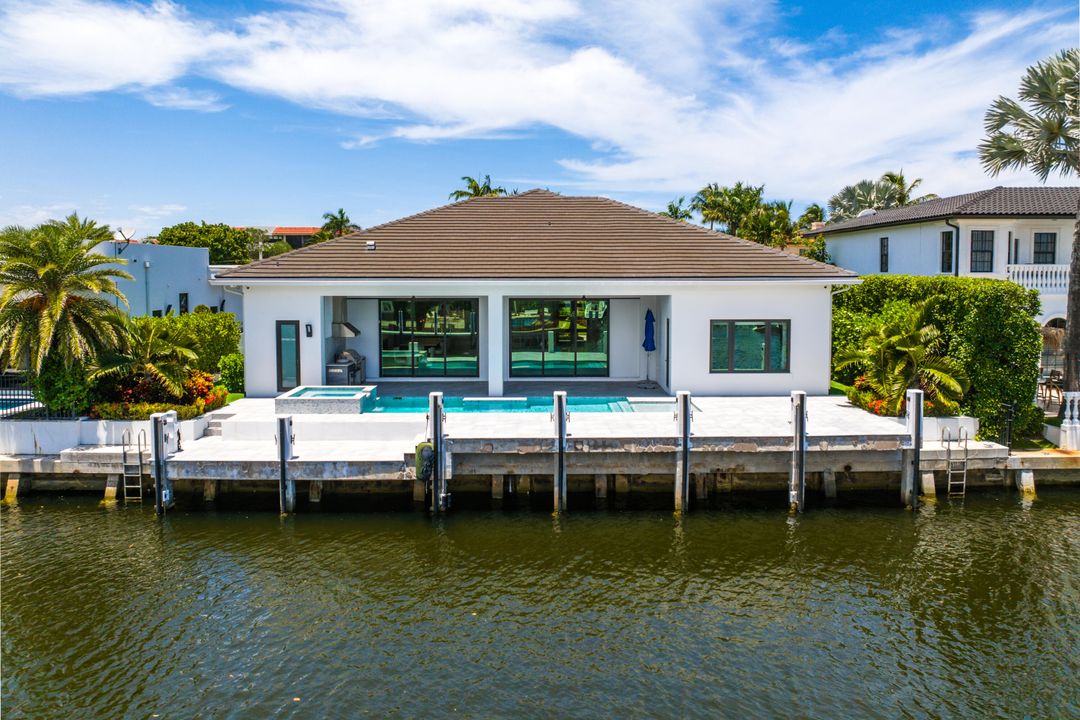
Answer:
121;430;147;503
941;427;969;496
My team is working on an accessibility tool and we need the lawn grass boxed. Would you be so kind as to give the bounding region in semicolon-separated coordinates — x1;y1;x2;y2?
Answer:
829;380;852;396
226;392;245;404
1012;436;1057;451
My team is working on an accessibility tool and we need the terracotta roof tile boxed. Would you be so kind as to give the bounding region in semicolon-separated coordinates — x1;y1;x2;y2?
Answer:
272;226;320;235
220;190;855;281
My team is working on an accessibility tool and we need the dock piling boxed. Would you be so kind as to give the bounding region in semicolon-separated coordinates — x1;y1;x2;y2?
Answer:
428;392;448;512
277;415;296;514
553;391;568;513
3;473;22;503
822;468;837;499
902;389;924;509
674;391;692;513
788;391;807;512
150;412;176;516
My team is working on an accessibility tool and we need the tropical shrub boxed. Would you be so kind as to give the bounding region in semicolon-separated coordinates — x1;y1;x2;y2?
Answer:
92;385;228;420
803;236;832;264
91;315;199;399
836;302;969;417
166;311;241;373
218;353;245;393
31;357;94;416
833;276;1042;438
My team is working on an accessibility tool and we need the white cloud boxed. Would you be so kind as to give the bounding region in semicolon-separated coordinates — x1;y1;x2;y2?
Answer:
0;0;235;95
0;0;1075;203
143;87;227;112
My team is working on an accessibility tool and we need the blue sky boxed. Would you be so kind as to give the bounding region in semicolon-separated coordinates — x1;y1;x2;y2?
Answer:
0;0;1076;236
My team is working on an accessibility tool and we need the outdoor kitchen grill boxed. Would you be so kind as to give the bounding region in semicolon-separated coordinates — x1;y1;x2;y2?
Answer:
325;349;365;385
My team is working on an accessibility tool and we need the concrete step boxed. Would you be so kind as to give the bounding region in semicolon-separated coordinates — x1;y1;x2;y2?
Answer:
204;427;223;437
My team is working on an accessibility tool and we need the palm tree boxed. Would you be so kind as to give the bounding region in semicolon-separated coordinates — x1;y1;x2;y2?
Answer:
91;315;198;398
881;170;938;205
661;197;693;221
979;48;1079;390
835;302;969;415
690;183;723;229
828;179;901;221
0;214;131;372
321;208;358;237
797;203;825;230
448;174;507;201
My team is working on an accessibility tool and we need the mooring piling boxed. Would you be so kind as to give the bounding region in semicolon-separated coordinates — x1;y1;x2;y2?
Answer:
150;411;176;516
428;392;448;512
276;415;296;514
789;391;807;513
553;391;568;513
674;391;692;513
902;389;924;509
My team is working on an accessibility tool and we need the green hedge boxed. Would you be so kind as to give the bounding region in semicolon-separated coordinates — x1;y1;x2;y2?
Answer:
833;276;1042;439
163;312;241;373
218;352;244;393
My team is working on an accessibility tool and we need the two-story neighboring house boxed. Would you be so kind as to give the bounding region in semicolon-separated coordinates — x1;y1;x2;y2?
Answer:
807;186;1078;327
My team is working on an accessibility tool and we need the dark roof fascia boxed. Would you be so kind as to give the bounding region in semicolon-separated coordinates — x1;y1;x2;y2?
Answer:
804;213;1077;238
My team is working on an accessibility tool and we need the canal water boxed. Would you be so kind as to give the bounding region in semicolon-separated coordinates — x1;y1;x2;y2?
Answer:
3;491;1078;719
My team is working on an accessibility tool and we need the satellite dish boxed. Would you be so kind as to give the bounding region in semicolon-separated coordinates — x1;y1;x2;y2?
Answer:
856;208;877;218
113;227;136;255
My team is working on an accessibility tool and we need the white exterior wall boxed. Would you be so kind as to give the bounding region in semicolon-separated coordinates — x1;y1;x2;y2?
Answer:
93;241;242;321
668;284;833;395
236;280;839;398
826;217;1075;323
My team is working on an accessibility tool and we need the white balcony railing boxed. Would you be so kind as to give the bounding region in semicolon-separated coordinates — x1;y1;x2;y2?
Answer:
1006;264;1069;294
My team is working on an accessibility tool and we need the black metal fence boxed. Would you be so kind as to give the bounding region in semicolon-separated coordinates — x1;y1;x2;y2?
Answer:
0;371;77;419
999;401;1015;450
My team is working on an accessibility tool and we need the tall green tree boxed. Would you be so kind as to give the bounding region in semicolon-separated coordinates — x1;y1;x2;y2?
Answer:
691;181;764;236
0;214;130;372
881;170;938;206
91;314;199;398
796;203;825;230
979;48;1079;390
155;222;250;264
828;171;937;221
690;183;723;229
449;174;507;201
741;200;796;248
321;208;358;237
828;178;900;220
661;197;693;221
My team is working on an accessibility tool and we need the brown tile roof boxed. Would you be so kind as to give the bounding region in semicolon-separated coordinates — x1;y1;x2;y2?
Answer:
218;190;855;281
806;186;1079;236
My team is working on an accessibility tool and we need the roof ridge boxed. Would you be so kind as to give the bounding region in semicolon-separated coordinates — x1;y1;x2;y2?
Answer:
952;187;1000;214
592;194;854;274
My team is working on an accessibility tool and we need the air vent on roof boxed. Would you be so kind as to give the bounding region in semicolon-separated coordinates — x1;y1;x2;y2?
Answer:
856;208;878;217
366;240;376;251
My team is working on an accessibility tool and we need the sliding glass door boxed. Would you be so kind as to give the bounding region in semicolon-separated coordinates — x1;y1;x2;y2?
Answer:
378;298;479;377
509;299;609;377
276;320;300;391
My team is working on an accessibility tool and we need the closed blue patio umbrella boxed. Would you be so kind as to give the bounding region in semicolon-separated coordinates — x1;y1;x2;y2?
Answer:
640;309;657;388
642;309;656;352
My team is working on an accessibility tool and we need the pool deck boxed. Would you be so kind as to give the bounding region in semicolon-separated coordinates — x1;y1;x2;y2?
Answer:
158;395;1008;483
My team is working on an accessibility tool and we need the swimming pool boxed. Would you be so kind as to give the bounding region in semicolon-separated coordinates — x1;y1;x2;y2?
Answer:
367;396;636;413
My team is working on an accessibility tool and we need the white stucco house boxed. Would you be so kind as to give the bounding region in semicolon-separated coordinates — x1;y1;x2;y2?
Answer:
215;190;857;398
806;186;1078;326
94;240;243;321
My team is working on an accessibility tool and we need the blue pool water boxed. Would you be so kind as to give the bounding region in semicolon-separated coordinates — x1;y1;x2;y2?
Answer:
367;395;635;413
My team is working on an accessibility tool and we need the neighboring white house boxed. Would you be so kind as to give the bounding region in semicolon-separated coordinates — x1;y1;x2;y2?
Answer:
807;186;1078;326
214;190;856;398
94;240;243;321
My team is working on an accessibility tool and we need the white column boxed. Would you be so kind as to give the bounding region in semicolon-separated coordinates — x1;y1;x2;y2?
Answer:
487;294;505;396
